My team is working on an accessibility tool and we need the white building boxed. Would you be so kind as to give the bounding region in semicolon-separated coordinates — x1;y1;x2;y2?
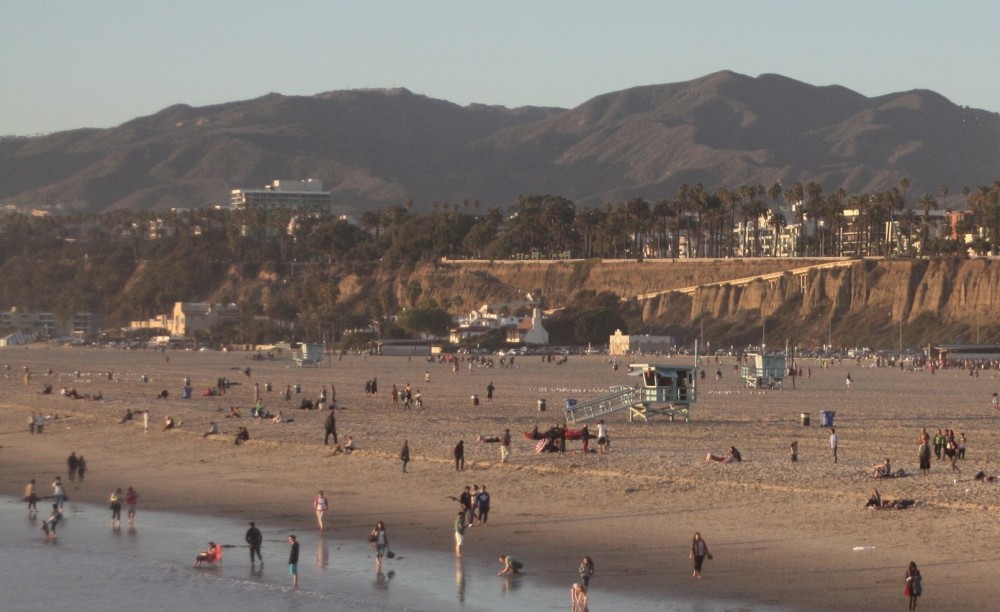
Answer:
231;179;332;214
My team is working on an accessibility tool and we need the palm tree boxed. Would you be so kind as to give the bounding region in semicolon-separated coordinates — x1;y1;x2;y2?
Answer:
767;211;788;256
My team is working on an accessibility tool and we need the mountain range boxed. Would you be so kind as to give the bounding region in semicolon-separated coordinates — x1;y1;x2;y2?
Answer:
4;71;1000;216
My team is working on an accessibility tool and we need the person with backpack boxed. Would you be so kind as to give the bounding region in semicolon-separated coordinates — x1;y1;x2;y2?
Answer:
904;561;922;611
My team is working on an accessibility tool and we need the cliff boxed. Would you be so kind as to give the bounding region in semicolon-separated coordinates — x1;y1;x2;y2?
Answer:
371;258;1000;348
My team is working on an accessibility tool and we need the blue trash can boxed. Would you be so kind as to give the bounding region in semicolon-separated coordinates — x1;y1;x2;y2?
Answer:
181;386;193;399
565;399;578;409
820;410;835;427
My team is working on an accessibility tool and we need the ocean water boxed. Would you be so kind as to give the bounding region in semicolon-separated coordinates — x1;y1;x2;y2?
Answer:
1;496;775;612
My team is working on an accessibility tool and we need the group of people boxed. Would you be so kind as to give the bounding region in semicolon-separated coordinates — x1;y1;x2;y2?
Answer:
918;427;965;475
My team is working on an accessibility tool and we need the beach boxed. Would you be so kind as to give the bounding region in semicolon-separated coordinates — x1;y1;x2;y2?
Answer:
2;346;1000;610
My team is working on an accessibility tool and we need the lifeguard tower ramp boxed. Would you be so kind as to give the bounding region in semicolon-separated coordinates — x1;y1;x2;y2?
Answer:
741;353;786;388
563;363;698;424
293;343;324;367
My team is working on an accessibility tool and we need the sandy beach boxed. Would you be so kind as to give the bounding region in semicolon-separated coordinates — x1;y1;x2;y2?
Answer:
3;345;1000;610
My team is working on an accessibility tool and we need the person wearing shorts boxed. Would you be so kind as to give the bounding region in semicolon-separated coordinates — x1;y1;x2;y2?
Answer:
288;535;299;587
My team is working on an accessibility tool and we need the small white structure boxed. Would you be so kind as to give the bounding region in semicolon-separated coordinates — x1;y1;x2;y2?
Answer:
608;329;675;356
507;307;549;345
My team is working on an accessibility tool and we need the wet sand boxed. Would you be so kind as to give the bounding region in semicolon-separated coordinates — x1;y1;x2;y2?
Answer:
2;346;999;610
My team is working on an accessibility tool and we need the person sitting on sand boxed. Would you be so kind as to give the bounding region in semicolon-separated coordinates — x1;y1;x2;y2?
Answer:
234;426;250;446
706;446;742;463
227;406;241;418
203;421;219;437
194;542;222;567
866;488;882;508
497;554;523;576
343;435;355;454
157;389;169;399
119;409;134;424
163;416;176;430
872;458;892;478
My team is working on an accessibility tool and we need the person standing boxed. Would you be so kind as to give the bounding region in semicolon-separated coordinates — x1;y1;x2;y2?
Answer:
313;491;329;531
597;420;609;454
109;487;123;528
476;485;491;525
918;431;932;477
829;428;838;463
933;429;945;461
459;486;473;526
34;412;45;434
246;521;263;565
370;521;389;571
400;440;410;474
454;511;466;557
454;440;465;471
288;535;300;587
67;452;79;481
25;479;38;514
905;561;921;611
500;429;512;463
486;382;495;403
578;556;595;587
689;531;711;578
29;412;37;435
571;582;589;612
790;440;799;462
992;392;999;412
324;410;338;445
958;432;967;459
52;476;66;511
125;486;139;527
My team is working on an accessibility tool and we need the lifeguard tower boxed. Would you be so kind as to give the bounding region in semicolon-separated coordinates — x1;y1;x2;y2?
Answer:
741;353;786;388
563;363;698;424
293;343;324;367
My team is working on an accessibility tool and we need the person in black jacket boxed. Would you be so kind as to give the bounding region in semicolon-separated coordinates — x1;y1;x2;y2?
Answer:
288;535;300;587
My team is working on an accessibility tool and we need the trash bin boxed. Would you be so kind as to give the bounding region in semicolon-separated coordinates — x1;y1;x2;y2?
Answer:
181;386;193;399
538;399;547;412
820;410;835;427
565;399;578;409
265;382;272;392
294;384;301;394
800;412;810;426
472;394;479;406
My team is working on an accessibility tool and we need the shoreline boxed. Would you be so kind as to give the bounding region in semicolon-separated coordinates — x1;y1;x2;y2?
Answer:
3;346;1000;610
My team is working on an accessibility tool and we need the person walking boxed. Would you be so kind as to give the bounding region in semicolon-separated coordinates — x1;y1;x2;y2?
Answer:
597;420;609;453
288;535;300;587
370;521;389;571
246;521;264;565
324;410;338;445
125;486;139;527
689;531;711;578
904;561;922;611
76;456;87;482
829;428;838;463
313;491;329;531
109;487;123;528
500;428;512;463
454;440;465;471
400;440;410;473
486;382;495;403
67;452;79;481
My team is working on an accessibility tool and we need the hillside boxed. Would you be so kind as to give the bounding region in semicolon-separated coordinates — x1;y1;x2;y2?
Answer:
3;72;1000;215
387;258;1000;349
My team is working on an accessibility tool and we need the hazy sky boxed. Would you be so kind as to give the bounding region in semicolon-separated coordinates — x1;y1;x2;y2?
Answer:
4;0;999;136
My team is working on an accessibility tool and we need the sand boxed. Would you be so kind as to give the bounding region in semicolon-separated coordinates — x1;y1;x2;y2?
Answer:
2;345;999;610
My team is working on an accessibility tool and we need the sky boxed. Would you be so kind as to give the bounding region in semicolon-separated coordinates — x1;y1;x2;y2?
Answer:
3;0;1000;136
